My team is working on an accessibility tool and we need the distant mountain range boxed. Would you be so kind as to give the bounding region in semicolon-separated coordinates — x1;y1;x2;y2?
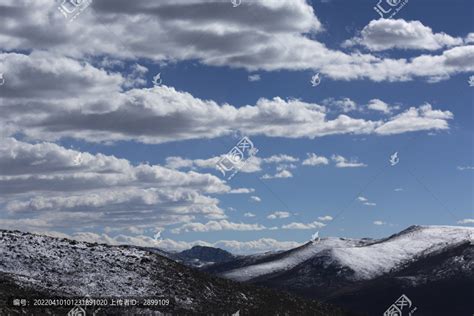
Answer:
200;225;474;316
0;230;354;315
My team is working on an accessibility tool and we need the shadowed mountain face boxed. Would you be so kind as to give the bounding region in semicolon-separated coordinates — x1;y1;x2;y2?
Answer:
0;230;356;316
173;245;236;268
202;226;474;316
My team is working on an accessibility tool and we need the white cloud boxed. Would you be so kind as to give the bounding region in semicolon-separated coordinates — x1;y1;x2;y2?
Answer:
317;215;333;221
344;19;463;51
170;220;266;234
457;219;474;224
457;166;474;171
248;74;261;82
322;97;357;113
0;52;456;145
367;99;399;114
375;104;453;135
261;169;293;179
229;188;255;194
332;155;367;168
212;238;303;254
40;230;302;254
394;188;404;192
358;196;376;206
263;154;299;164
373;220;386;225
0;3;472;82
281;221;325;230
267;211;291;219
244;212;256;218
250;196;262;202
0;138;231;232
302;153;329;166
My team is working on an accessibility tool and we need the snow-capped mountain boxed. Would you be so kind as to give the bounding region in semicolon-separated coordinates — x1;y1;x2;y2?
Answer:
0;230;352;316
205;226;474;315
215;226;473;282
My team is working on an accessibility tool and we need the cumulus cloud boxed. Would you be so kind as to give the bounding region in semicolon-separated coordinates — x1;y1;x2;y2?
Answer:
373;220;386;225
302;153;329;166
457;166;474;171
261;170;293;179
317;215;333;221
322;97;358;113
367;99;399;114
332;155;367;168
248;74;261;82
0;52;456;144
281;221;325;230
229;188;255;194
0;138;231;232
250;196;262;202
244;212;256;218
263;154;299;164
170;220;266;234
375;104;453;135
344;19;463;51
0;2;471;84
357;196;376;206
40;230;302;254
267;211;291;220
457;219;474;224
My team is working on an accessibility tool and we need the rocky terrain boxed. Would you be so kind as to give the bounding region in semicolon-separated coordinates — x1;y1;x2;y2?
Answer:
0;230;356;315
203;226;474;315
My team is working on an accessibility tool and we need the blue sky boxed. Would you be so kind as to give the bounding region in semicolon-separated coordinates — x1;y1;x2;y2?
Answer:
0;0;472;253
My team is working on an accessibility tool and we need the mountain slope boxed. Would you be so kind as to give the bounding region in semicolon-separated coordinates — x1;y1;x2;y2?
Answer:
173;245;235;268
206;226;474;316
0;230;355;315
217;226;473;282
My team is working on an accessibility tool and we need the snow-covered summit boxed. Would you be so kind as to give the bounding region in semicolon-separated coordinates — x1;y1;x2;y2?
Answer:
222;225;473;282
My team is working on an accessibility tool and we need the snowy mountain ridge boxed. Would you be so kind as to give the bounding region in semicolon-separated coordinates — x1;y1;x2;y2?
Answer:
221;225;474;282
0;229;350;315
